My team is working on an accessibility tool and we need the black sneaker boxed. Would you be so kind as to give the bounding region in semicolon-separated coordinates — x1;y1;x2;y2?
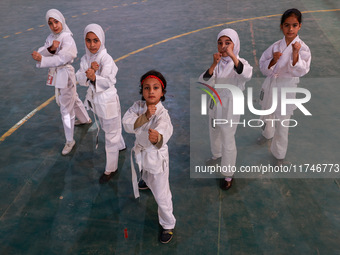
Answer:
256;135;271;145
160;229;174;244
206;157;221;166
99;171;117;184
138;179;149;190
221;177;233;190
276;158;284;166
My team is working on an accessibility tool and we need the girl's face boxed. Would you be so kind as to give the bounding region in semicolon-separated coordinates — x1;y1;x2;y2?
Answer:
218;36;234;57
142;78;164;105
48;18;63;34
85;32;101;54
281;15;301;44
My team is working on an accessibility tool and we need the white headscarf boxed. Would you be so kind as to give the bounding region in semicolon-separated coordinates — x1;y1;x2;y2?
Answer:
84;24;106;59
45;9;72;37
217;28;240;64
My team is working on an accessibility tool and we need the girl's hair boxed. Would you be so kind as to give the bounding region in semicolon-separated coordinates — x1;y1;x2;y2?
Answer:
281;8;302;25
139;70;167;101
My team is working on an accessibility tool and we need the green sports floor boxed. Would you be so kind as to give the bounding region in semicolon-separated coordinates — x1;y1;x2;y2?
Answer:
0;0;339;254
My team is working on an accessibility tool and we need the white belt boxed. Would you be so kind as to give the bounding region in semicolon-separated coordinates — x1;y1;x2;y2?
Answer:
130;144;143;199
130;143;166;198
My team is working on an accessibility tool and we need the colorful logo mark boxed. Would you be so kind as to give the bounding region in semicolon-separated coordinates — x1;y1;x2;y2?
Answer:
197;82;222;106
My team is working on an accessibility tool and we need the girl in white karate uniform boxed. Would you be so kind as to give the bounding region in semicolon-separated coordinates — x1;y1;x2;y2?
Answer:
198;28;253;190
32;9;91;155
122;70;176;244
257;9;311;165
76;24;125;183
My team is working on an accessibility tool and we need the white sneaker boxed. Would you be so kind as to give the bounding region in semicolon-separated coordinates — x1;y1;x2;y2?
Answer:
75;119;92;126
62;140;75;155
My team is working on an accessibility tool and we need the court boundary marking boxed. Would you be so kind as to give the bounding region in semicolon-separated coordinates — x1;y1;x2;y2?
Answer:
1;0;148;39
1;9;340;254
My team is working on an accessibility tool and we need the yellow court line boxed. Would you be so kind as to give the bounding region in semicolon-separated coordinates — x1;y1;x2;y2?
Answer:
249;21;259;70
303;9;340;13
1;9;340;144
1;0;148;39
0;96;55;142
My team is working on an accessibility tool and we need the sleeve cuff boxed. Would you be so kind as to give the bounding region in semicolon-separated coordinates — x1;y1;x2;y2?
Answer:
234;60;244;74
154;134;163;149
203;69;213;81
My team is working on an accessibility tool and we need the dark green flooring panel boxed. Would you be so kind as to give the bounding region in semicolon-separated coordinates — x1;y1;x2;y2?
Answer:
1;0;340;254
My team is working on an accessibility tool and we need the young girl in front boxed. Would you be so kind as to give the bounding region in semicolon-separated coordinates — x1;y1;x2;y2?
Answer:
257;8;311;165
122;70;176;244
76;24;125;183
31;9;91;155
198;28;253;190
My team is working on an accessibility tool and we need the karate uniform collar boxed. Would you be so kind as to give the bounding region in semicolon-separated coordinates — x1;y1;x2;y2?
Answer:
143;101;164;119
279;35;300;52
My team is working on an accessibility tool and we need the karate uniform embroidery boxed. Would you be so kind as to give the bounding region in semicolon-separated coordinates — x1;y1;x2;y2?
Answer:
36;9;90;143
